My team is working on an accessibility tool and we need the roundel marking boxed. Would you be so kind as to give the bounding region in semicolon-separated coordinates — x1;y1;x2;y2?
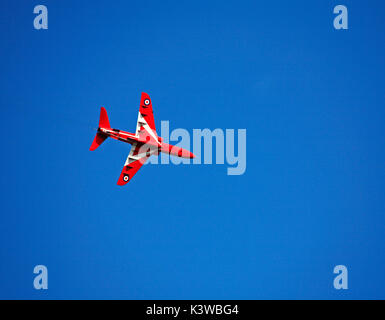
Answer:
123;175;129;182
144;99;150;106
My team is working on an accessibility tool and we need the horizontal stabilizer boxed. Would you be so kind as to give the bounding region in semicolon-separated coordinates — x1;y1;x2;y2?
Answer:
89;132;107;151
89;107;111;151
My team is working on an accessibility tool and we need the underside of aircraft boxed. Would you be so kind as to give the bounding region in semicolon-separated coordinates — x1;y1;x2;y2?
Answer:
90;92;195;185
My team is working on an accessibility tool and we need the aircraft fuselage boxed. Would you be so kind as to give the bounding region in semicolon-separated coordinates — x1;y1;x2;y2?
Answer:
99;127;195;159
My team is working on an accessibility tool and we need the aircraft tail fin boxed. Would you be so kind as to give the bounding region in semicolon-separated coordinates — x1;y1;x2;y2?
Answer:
89;107;110;151
98;107;111;129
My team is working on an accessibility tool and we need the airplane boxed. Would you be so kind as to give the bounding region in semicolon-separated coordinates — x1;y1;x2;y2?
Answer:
90;92;195;185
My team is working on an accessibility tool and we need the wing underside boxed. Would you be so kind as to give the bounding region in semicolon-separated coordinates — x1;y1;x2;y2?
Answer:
135;92;156;136
117;142;157;185
117;92;158;186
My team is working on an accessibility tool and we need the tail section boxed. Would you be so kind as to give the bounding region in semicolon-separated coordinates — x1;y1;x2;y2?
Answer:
98;107;111;129
90;132;107;151
89;107;111;151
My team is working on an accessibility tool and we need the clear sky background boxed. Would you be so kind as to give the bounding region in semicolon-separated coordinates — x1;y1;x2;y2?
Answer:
0;0;384;299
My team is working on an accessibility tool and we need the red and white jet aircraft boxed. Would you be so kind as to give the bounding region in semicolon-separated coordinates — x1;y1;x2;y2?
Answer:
90;92;195;185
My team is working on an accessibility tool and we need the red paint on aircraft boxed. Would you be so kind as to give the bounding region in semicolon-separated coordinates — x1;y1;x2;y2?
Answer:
90;92;195;185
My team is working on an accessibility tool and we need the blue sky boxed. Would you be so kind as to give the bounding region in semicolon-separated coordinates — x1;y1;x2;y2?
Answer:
0;0;384;299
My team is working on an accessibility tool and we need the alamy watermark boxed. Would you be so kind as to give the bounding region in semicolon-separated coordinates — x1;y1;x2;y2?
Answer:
333;265;348;290
142;121;247;176
33;5;48;30
33;265;48;290
333;5;348;30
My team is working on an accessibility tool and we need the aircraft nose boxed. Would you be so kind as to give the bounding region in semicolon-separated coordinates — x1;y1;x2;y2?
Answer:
190;152;196;159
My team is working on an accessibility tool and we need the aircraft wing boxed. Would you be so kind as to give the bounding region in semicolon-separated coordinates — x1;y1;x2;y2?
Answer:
117;142;157;185
135;92;157;136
